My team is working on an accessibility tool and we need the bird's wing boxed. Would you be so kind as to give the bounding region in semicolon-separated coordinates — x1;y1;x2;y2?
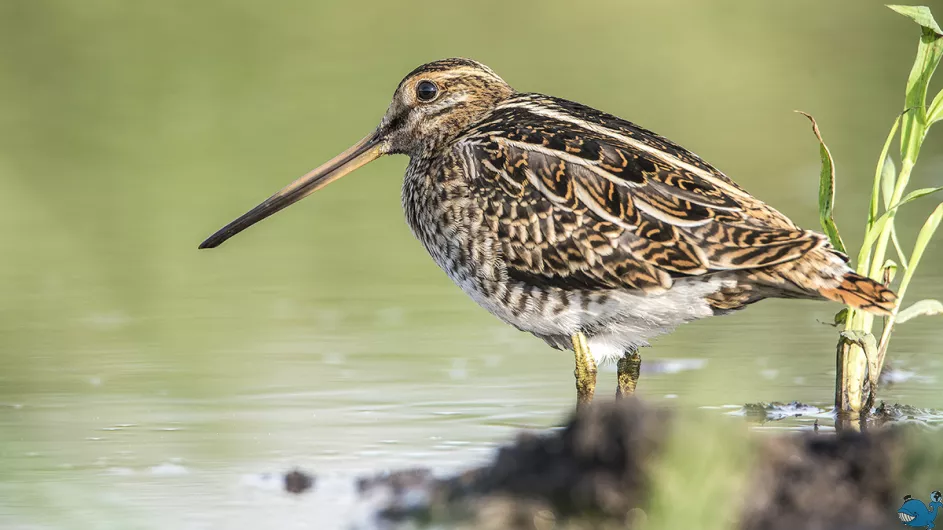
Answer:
456;94;828;292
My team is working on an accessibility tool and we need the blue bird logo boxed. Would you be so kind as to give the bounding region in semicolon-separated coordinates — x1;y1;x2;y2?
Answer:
898;491;943;528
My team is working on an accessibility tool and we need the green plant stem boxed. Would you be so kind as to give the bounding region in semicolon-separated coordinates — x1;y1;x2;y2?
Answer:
840;150;916;413
843;155;921;410
876;203;943;373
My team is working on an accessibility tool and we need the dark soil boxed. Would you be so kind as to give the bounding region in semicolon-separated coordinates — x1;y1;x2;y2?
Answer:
290;399;917;528
358;397;668;529
738;429;899;530
283;468;315;494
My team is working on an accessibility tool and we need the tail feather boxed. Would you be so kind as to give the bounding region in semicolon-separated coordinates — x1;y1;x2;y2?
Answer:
819;272;897;316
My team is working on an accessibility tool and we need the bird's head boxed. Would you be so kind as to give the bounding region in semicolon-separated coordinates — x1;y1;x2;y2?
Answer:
931;491;942;504
380;58;514;155
199;58;513;249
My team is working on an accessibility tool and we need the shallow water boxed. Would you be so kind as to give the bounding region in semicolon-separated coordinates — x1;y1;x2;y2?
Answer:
2;1;943;528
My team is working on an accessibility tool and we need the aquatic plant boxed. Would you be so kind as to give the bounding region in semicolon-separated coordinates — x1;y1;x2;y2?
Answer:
804;5;943;415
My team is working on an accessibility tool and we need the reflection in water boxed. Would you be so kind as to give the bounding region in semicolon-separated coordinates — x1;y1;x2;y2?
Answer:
1;1;942;528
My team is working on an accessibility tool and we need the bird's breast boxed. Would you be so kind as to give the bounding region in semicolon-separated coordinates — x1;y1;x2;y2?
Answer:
402;158;492;281
402;158;549;325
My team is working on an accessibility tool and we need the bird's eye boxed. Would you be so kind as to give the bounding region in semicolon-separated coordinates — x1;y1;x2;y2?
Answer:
416;80;439;102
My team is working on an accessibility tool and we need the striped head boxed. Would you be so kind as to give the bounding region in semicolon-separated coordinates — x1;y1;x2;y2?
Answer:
199;58;513;249
380;58;515;155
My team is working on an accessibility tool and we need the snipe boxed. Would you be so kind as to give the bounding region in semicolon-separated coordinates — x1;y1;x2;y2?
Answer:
200;58;896;406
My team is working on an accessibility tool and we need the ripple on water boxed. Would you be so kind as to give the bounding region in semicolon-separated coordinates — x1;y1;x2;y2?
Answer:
718;400;943;431
880;366;936;385
642;358;707;375
149;463;189;476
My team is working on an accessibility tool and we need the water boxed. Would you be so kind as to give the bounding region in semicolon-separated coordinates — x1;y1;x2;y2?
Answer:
2;1;943;528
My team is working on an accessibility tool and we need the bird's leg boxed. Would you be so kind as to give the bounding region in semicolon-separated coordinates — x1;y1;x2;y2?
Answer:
616;349;642;398
571;332;597;407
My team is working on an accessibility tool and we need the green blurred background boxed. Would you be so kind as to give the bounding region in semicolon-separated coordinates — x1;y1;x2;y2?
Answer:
1;1;942;528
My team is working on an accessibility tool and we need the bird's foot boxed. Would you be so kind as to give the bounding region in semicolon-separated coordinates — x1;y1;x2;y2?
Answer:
571;332;597;408
616;351;642;399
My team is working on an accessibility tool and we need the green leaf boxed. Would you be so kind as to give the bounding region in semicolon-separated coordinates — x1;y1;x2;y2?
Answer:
870;117;902;226
890;5;943;161
895;186;943;206
892;203;943;308
860;188;943;253
929;88;943;124
891;225;910;269
881;155;897;210
888;5;943;35
908;203;943;275
896;299;943;323
797;111;845;253
821;307;849;327
834;308;849;326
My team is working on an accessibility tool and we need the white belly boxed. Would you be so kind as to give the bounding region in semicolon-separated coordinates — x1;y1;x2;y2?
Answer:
449;267;730;365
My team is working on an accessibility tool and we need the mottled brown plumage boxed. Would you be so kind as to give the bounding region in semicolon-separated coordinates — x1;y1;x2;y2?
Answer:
200;58;897;404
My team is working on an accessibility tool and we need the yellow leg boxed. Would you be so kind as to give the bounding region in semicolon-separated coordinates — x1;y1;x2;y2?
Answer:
616;350;642;398
571;332;597;407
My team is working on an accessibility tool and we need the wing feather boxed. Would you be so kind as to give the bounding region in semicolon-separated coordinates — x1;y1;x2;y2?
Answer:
460;94;826;292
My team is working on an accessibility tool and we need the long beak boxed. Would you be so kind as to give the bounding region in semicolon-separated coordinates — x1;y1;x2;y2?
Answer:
199;133;386;249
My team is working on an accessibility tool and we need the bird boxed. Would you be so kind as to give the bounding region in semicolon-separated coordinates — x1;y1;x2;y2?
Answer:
199;58;897;406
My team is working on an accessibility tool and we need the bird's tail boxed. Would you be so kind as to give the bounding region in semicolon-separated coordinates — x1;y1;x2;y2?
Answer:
818;271;897;316
768;246;898;316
